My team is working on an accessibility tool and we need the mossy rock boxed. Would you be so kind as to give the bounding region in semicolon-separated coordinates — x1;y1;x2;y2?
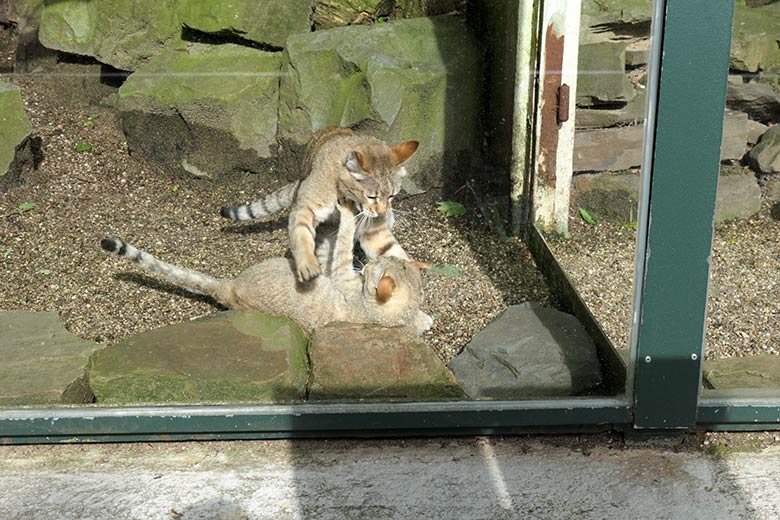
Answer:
0;81;33;185
731;2;780;74
117;43;282;178
178;0;313;48
278;15;482;190
39;0;184;71
88;310;309;405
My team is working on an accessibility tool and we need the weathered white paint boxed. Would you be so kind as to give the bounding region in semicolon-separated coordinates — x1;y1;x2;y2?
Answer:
532;0;581;235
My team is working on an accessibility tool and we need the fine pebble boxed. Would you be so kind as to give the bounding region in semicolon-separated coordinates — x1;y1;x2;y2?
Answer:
550;198;780;359
0;65;552;364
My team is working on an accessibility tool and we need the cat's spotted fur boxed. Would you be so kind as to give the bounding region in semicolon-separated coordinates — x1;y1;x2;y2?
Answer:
221;127;418;282
102;203;433;335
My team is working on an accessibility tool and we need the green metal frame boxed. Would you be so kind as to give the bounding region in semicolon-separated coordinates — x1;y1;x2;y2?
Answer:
1;0;779;442
632;0;734;428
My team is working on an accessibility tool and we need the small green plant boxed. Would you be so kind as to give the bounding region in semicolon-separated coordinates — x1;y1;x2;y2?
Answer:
578;207;597;225
428;264;461;277
83;114;99;127
171;185;179;193
39;269;52;276
18;202;37;212
726;238;738;245
436;201;466;217
75;142;92;153
376;16;386;23
2;248;12;257
621;221;637;229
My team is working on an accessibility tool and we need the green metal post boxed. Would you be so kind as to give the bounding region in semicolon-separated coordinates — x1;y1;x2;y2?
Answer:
633;0;734;428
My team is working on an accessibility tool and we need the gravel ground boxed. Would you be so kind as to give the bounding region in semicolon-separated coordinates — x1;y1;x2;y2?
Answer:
0;61;552;365
550;189;780;359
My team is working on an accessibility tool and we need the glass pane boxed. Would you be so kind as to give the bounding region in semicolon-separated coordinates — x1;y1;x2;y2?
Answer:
0;0;653;413
702;0;780;393
539;1;653;359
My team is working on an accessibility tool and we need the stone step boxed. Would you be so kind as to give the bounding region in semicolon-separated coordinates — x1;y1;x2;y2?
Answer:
573;110;748;172
0;310;99;405
88;310;309;405
308;322;465;401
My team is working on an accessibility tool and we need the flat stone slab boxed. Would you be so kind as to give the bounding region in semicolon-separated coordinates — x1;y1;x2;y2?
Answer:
703;356;780;390
574;111;747;172
573;169;761;224
308;323;465;401
0;310;98;405
88;310;308;405
449;303;602;399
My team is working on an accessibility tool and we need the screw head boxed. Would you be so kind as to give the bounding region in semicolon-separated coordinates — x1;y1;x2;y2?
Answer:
691;353;698;361
644;356;652;363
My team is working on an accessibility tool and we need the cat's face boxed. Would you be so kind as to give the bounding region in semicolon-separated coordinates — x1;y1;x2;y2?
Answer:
361;257;425;308
343;140;418;218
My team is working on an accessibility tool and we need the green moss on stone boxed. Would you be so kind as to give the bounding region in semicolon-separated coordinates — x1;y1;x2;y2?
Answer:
178;0;312;48
88;310;309;405
0;82;33;178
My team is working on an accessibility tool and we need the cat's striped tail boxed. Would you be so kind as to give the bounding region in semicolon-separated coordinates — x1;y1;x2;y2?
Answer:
220;181;301;222
100;238;224;298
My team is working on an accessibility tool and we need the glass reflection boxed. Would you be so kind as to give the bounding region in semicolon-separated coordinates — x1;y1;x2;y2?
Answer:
702;1;780;392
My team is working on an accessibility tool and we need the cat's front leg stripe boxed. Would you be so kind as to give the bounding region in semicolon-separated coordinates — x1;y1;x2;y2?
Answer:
377;241;397;256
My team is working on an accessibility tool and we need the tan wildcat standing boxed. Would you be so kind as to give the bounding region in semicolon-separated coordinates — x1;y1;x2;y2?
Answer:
221;127;419;282
101;203;433;335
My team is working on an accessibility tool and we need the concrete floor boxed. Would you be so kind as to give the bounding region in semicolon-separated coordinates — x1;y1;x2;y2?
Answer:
1;435;779;519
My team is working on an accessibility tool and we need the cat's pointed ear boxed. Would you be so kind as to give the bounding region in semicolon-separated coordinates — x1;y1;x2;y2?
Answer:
346;151;367;180
376;275;396;303
390;140;419;166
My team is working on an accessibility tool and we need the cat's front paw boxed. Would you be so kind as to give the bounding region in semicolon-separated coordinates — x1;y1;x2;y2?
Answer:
297;257;321;282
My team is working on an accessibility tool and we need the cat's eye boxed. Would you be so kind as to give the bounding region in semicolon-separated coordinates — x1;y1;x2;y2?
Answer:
367;195;378;200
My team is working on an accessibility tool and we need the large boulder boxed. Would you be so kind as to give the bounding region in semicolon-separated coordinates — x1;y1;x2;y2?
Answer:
178;0;313;49
731;2;780;75
449;303;603;399
278;15;482;191
308;322;465;400
0;310;98;405
748;124;780;173
88;310;309;405
39;0;184;71
0;80;34;187
117;43;282;179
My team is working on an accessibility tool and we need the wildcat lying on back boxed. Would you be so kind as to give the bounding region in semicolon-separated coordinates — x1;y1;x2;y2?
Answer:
220;127;418;282
101;203;433;335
